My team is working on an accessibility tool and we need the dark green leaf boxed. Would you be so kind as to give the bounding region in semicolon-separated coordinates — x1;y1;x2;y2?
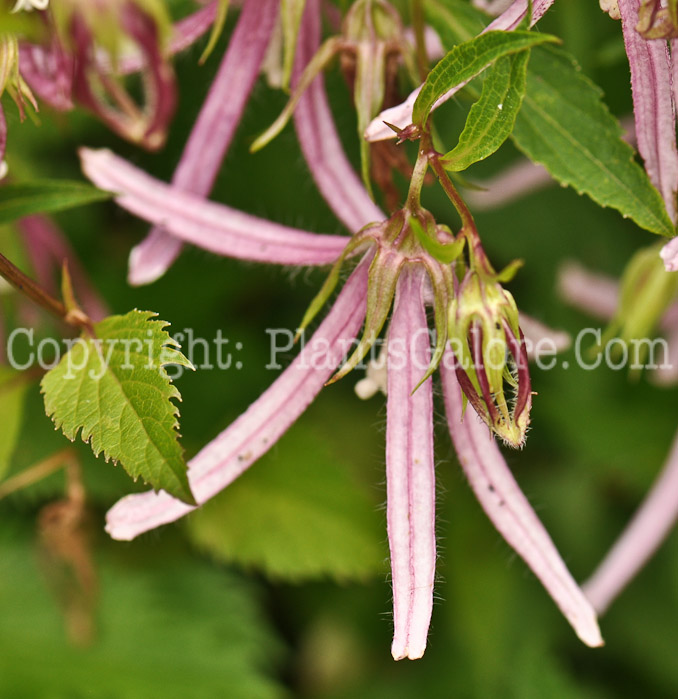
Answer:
0;181;111;225
512;45;675;237
412;30;558;127
0;527;285;699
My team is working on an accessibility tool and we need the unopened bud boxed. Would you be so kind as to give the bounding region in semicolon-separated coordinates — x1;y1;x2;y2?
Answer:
448;270;531;447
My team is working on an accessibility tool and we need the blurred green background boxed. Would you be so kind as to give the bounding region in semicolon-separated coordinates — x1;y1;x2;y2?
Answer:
1;0;677;696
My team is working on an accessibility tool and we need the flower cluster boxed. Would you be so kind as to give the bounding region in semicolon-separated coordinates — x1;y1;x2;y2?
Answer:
12;0;678;662
79;0;603;660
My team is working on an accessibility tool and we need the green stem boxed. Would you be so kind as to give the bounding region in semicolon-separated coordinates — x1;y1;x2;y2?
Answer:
410;0;428;81
406;145;430;211
0;251;68;319
0;252;92;330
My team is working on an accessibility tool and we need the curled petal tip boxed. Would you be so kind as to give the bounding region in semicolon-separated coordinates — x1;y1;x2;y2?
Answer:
391;642;426;661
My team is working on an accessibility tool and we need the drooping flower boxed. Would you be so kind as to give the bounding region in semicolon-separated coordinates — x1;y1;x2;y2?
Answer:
80;116;601;663
365;0;556;142
80;0;602;659
127;0;280;285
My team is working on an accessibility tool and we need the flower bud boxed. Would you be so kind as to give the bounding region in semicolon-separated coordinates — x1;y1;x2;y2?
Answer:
601;243;678;362
448;270;531;447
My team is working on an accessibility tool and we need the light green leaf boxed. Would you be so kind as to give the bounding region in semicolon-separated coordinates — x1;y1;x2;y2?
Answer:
412;30;558;127
0;528;285;699
0;367;29;480
512;45;675;237
442;51;530;171
41;310;195;504
187;421;386;582
0;180;111;225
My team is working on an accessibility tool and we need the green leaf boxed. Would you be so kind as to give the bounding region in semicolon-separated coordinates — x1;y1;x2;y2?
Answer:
0;180;111;225
186;419;386;582
0;526;285;699
412;30;558;127
410;216;464;263
442;50;530;171
41;310;195;504
512;45;675;237
0;367;29;480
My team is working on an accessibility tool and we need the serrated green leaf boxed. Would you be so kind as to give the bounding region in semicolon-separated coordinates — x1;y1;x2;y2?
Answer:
512;45;674;237
41;310;195;504
0;181;111;225
442;51;530;171
412;30;558;127
0;367;29;480
187;421;386;582
0;527;285;699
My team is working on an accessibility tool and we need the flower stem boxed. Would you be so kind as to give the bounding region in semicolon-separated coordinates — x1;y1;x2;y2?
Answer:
0;251;91;329
410;0;429;81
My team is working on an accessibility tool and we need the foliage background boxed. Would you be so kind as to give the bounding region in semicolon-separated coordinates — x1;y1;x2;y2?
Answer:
1;0;677;696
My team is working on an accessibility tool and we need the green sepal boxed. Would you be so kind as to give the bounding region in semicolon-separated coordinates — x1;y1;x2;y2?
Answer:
410;215;465;263
199;0;229;65
296;235;375;341
250;36;342;153
327;248;405;385
495;258;524;284
281;0;308;90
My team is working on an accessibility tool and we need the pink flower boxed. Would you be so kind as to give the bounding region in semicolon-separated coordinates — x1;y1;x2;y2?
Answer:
80;0;602;658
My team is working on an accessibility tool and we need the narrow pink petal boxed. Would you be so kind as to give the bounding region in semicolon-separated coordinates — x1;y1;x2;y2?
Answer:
366;0;555;141
440;357;603;647
19;41;74;111
660;236;678;271
557;261;620;321
619;0;678;222
387;269;436;661
80;147;349;266
19;215;109;321
293;0;384;233
584;429;678;614
129;0;279;285
105;255;371;540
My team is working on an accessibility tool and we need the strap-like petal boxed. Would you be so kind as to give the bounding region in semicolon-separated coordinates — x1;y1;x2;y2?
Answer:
440;357;603;647
105;256;371;540
387;269;436;660
80;147;349;267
